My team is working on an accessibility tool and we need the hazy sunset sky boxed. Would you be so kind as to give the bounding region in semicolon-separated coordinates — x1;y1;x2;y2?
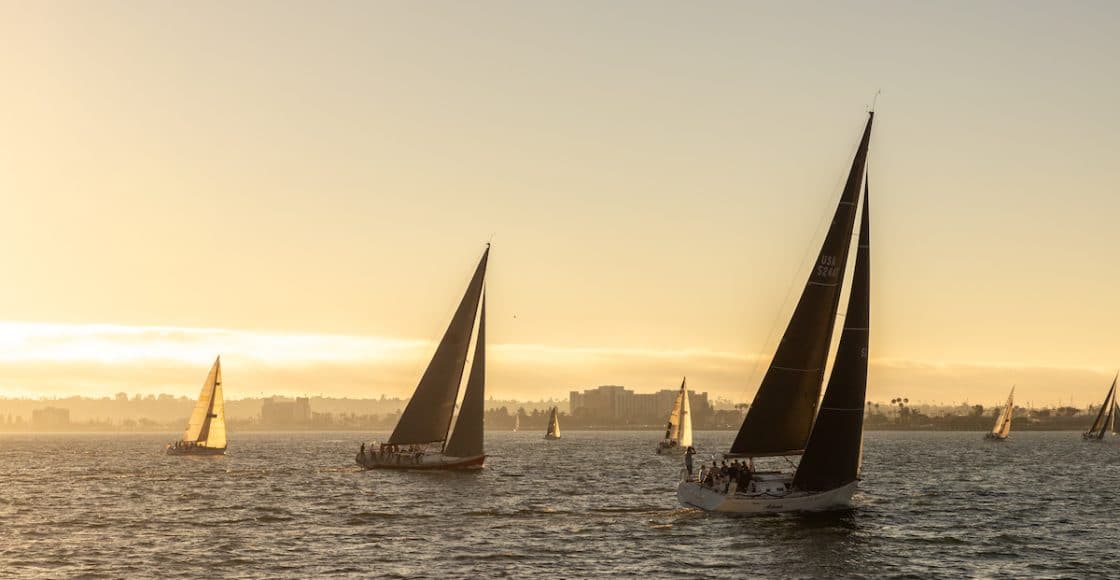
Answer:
1;1;1118;405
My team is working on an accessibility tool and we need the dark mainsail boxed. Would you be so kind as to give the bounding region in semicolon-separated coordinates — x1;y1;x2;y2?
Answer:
444;296;486;457
730;113;874;457
389;247;489;445
793;176;870;491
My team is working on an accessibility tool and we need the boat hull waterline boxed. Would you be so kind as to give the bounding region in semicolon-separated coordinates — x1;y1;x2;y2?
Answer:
166;445;226;456
355;452;485;470
676;479;857;514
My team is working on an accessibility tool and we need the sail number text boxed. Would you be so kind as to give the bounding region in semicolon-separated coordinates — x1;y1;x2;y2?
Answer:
816;255;840;279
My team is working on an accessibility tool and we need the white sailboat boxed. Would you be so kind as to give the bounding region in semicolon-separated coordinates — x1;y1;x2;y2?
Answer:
166;356;227;456
1082;373;1118;441
678;113;874;513
657;378;692;455
513;413;520;432
356;246;489;470
544;407;561;440
985;387;1014;441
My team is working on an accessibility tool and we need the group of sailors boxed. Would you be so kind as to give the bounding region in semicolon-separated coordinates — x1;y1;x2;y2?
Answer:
359;442;425;465
699;458;755;494
169;441;199;450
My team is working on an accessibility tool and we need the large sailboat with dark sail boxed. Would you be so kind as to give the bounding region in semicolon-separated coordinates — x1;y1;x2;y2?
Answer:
1082;373;1118;441
985;387;1014;441
166;356;227;456
356;246;489;470
678;113;874;513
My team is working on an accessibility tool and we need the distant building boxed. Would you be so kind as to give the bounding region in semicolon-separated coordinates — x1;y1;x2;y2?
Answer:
31;407;70;430
569;385;712;426
260;397;312;428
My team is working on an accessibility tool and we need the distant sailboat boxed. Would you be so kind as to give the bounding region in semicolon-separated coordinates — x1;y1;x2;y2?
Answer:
657;378;693;455
678;113;873;513
166;356;227;456
513;413;520;432
356;246;489;470
1082;373;1118;441
544;407;561;440
985;387;1014;441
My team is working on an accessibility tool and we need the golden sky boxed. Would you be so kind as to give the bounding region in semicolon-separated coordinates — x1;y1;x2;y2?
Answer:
1;1;1118;405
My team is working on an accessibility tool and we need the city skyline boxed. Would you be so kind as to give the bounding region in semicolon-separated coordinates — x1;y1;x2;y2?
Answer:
2;2;1120;405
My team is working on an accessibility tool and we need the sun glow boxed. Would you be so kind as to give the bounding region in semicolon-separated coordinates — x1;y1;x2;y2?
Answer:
0;321;426;365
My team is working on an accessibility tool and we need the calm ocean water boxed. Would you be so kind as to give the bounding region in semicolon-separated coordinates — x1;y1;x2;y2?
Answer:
1;430;1118;578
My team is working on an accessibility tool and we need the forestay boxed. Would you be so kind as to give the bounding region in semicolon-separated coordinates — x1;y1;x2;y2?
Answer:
730;113;874;457
390;248;489;446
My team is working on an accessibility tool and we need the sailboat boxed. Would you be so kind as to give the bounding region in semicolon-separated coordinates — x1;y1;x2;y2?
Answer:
356;246;489;470
677;113;874;513
166;356;227;456
656;378;693;455
544;407;561;440
1082;373;1118;441
985;387;1014;441
513;413;520;432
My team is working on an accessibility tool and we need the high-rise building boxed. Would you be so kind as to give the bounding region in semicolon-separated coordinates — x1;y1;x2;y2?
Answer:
569;385;712;425
261;397;313;428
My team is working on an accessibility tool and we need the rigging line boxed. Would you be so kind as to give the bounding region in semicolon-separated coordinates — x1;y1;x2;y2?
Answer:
743;119;870;393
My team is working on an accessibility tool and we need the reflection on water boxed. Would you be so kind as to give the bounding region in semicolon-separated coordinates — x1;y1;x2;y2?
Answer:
1;431;1118;577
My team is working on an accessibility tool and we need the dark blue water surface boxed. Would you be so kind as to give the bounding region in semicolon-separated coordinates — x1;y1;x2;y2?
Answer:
1;431;1117;578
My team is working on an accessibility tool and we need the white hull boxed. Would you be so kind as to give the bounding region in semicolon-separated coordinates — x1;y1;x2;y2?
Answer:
355;450;484;470
677;478;857;514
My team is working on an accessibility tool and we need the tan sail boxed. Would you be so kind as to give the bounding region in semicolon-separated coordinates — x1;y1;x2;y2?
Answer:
663;382;685;442
989;386;1014;439
678;380;693;448
183;356;226;448
545;407;561;439
1084;373;1118;439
